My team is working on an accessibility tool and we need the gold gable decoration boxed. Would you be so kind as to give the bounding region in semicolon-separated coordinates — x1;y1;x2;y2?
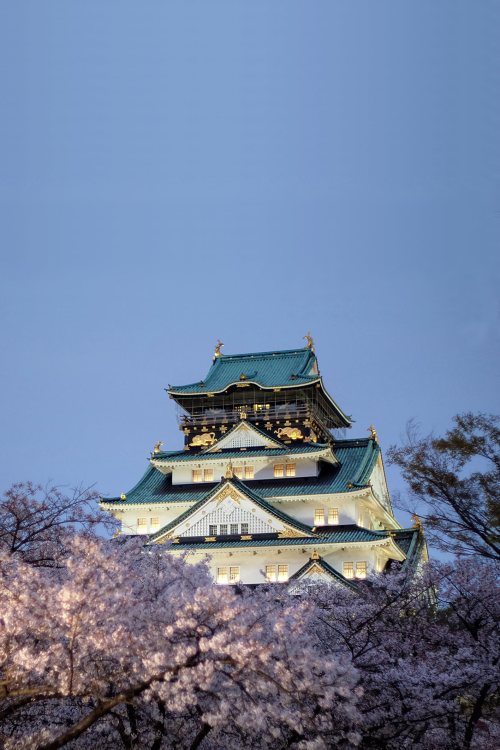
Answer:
215;485;241;504
277;528;304;539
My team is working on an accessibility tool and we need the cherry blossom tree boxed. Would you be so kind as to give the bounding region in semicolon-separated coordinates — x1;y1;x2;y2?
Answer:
0;537;361;750
0;482;117;567
309;559;500;749
388;413;500;561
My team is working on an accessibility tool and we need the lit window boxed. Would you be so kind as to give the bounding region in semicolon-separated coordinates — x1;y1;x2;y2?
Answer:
285;463;296;477
314;508;325;525
192;469;203;483
356;561;367;579
343;562;354;579
278;564;289;582
219;524;228;535
217;567;228;584
265;564;277;581
234;466;244;479
137;518;147;529
230;523;239;535
150;517;160;528
241;523;249;535
244;466;254;479
229;566;240;583
328;508;339;525
209;524;217;536
274;464;284;478
203;468;213;482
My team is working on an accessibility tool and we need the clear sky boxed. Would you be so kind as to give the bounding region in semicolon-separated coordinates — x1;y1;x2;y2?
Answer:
1;2;498;528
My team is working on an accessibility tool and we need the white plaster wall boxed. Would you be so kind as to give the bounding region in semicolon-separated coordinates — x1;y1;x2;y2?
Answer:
269;496;359;527
370;455;392;511
175;545;383;585
171;457;319;485
116;506;191;535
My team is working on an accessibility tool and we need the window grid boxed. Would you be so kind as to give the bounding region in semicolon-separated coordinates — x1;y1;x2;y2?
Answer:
265;564;277;582
150;517;160;528
192;469;203;483
285;463;296;477
356;561;367;579
314;508;325;525
343;562;354;579
229;566;240;583
274;464;284;478
244;466;254;479
278;564;289;582
328;508;339;525
219;524;228;535
230;523;239;535
203;468;214;482
209;524;217;536
217;567;228;584
137;518;147;528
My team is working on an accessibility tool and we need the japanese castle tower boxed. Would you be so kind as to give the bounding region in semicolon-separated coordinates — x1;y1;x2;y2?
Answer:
101;338;425;588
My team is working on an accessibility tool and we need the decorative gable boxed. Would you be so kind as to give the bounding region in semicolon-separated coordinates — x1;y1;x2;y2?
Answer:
205;421;283;452
151;479;312;543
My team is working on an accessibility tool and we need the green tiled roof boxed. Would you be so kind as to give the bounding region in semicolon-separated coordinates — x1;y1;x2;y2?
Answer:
290;557;359;591
392;528;426;571
152;443;332;463
152;525;390;550
100;438;380;506
149;477;315;542
246;439;380;498
168;348;319;394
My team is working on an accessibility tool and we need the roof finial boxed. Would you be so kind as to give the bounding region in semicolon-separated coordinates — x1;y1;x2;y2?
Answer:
411;512;422;530
152;440;164;455
368;425;378;442
225;462;234;479
310;550;320;560
304;332;314;352
213;340;224;359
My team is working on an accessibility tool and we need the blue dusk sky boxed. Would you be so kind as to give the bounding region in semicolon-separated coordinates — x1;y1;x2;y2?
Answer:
1;2;498;530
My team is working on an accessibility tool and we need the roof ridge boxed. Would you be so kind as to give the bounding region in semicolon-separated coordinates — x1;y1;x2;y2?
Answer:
213;347;313;360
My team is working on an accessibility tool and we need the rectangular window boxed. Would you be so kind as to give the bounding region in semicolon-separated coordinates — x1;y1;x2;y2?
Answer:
192;469;203;483
265;564;277;582
314;508;325;525
233;466;244;479
274;464;284;478
278;564;289;582
343;562;354;579
244;466;254;479
217;567;228;584
137;518;147;529
150;517;160;528
229;566;240;583
230;523;239;535
328;508;339;525
209;524;217;536
240;523;249;535
356;561;367;579
219;524;228;535
285;463;296;477
203;468;214;482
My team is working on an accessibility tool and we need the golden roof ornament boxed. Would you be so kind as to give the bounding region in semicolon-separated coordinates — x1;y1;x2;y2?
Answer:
152;440;164;455
304;332;315;352
120;493;127;500
368;425;378;442
411;513;422;530
213;340;224;359
310;550;320;560
225;462;234;479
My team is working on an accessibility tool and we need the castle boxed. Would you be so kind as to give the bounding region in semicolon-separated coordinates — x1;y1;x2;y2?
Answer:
100;338;425;587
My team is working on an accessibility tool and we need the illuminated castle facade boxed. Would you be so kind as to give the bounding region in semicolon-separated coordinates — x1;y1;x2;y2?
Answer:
101;339;425;587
